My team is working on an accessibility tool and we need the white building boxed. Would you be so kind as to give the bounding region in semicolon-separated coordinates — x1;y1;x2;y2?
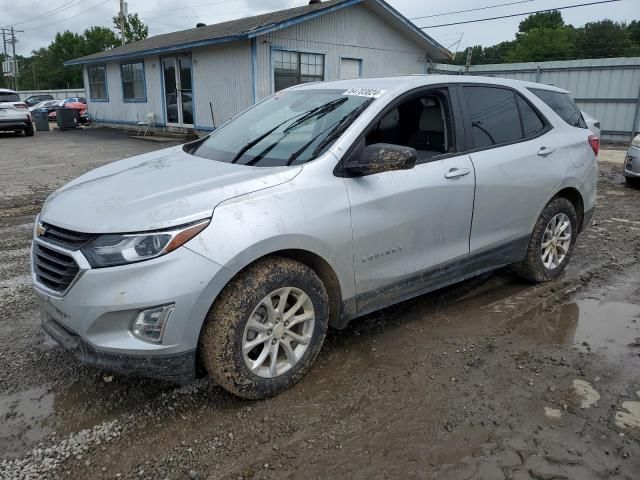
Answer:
66;0;450;132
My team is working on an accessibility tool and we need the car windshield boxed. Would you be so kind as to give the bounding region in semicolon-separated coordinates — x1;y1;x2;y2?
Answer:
189;89;374;167
0;92;20;103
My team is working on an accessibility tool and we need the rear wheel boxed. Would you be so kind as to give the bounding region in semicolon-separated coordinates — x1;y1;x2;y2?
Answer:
24;123;34;137
199;257;329;399
515;197;578;283
626;176;640;187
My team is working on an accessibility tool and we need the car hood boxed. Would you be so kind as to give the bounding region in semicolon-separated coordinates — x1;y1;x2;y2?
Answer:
40;145;302;233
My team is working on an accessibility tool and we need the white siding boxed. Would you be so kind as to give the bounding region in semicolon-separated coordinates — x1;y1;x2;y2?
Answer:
254;3;430;100
191;41;253;130
85;56;163;126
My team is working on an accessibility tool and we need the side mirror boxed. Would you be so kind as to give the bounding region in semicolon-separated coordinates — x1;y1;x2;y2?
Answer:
344;143;417;176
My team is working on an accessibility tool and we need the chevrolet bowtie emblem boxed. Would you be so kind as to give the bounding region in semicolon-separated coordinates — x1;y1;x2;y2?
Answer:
36;223;47;237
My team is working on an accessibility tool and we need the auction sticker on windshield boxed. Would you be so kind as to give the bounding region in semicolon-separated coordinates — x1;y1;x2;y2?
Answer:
343;88;385;98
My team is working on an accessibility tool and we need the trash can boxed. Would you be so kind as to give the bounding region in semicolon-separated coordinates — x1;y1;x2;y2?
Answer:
56;108;78;130
33;109;50;132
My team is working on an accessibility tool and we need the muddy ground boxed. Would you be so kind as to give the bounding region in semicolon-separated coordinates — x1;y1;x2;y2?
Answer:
1;129;639;479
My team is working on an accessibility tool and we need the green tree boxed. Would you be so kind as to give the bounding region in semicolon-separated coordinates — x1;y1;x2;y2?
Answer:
506;26;577;62
82;26;119;54
574;20;635;58
518;11;564;34
628;20;640;44
112;13;149;44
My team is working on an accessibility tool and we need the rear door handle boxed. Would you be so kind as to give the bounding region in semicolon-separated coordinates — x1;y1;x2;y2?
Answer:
537;146;555;157
445;167;471;179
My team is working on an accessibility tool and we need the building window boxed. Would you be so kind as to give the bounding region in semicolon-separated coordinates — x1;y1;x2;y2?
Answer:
120;61;146;101
273;50;324;92
88;64;108;101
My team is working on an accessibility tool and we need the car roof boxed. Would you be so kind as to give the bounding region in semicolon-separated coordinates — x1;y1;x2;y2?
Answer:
0;88;18;94
291;75;570;95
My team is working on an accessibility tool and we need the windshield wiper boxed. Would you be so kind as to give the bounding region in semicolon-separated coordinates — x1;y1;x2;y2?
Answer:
284;97;348;133
309;98;374;159
229;99;348;164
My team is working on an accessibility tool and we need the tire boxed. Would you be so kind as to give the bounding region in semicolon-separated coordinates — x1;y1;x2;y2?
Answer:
199;256;329;399
24;123;34;137
626;176;640;187
515;197;578;283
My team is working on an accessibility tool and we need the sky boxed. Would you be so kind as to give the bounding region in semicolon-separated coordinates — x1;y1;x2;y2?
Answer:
0;0;637;57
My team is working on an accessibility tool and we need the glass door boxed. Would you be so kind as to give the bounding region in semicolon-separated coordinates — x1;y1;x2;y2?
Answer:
162;55;193;127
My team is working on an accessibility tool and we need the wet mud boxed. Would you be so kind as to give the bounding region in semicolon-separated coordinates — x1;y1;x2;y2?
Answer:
0;134;639;479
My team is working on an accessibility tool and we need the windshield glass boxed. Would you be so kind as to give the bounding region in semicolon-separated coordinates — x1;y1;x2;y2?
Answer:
189;89;373;167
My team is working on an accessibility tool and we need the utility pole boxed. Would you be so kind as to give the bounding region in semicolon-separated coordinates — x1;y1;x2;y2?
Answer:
464;48;473;74
119;0;128;46
10;26;18;90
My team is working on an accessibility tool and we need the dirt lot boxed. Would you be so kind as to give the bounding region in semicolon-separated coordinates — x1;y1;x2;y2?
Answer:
1;128;639;479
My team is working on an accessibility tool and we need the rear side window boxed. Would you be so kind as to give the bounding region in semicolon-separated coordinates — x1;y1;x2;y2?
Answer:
464;86;522;148
516;95;545;137
529;88;587;128
0;92;20;102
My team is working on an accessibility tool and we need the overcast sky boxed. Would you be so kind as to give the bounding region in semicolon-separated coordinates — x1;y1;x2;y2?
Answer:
1;0;636;56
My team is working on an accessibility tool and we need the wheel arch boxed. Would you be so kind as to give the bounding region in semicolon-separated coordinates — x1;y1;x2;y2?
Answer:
553;187;585;232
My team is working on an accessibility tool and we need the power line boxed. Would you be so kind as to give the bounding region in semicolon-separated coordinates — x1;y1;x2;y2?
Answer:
3;0;84;27
25;0;111;30
409;0;536;21
419;0;623;29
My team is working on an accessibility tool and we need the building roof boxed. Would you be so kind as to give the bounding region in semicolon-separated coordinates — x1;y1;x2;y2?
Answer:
65;0;450;66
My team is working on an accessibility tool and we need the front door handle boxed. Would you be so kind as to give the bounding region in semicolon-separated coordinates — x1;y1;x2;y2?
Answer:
445;167;471;179
537;146;555;157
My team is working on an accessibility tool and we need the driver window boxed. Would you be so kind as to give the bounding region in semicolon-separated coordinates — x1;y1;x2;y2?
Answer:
365;88;455;162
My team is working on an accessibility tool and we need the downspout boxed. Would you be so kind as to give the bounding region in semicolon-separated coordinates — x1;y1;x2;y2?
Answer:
251;38;258;104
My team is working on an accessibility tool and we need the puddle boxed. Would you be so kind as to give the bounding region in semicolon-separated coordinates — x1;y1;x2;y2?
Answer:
516;298;640;360
0;387;54;457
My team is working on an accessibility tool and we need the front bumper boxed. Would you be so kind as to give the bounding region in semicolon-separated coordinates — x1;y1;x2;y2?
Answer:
624;145;640;177
42;315;196;383
33;235;226;383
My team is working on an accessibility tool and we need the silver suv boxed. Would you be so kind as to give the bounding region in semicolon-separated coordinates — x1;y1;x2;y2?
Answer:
0;88;34;136
32;76;598;398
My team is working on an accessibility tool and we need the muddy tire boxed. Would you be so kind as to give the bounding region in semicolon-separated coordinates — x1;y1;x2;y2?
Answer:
199;256;329;399
514;197;578;283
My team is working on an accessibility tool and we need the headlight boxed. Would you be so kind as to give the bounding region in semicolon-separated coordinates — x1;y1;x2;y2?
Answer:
82;219;209;268
632;135;640;148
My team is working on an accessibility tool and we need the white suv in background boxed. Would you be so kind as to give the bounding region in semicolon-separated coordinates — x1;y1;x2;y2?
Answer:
0;88;34;136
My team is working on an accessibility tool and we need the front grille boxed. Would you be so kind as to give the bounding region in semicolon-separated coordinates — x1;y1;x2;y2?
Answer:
33;243;80;293
40;223;96;250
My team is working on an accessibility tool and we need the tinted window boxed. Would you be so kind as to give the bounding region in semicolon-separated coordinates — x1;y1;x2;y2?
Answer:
529;88;587;128
516;95;545;137
0;92;20;102
464;86;522;148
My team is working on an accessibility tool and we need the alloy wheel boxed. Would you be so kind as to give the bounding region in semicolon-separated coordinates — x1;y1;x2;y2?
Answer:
541;213;572;269
242;287;315;378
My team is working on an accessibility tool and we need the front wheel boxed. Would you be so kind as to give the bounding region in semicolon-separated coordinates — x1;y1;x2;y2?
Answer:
515;197;578;283
199;257;329;399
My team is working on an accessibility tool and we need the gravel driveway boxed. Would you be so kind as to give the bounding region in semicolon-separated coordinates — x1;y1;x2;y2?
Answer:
1;129;639;479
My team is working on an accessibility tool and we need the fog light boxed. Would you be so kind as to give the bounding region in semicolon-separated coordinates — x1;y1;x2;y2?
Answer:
132;304;175;343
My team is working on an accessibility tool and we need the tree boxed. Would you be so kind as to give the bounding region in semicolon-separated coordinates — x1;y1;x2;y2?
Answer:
112;13;149;44
518;11;564;34
505;26;577;62
575;20;634;58
629;20;640;44
83;26;119;54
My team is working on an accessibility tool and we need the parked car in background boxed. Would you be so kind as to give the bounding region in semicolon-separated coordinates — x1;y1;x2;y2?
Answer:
0;88;34;136
29;99;60;113
64;101;91;125
23;94;54;107
582;110;601;138
32;76;598;399
62;97;86;105
625;134;640;186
